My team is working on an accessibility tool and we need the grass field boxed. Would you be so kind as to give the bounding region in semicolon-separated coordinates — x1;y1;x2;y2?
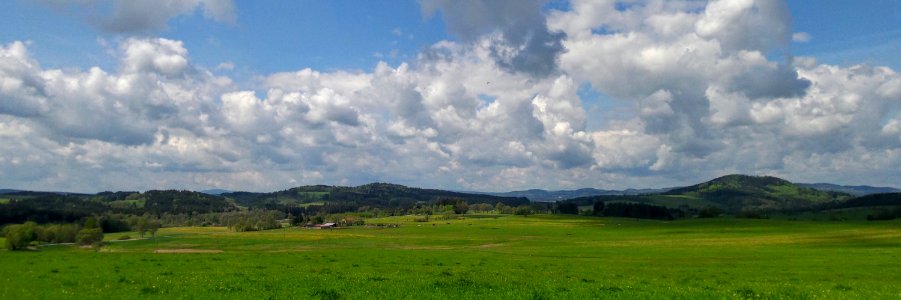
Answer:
2;215;900;299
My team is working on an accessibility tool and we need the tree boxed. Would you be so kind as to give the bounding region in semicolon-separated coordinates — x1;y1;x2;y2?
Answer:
592;201;605;216
495;203;513;214
3;222;37;250
698;206;722;218
83;216;99;229
556;202;579;214
514;205;533;216
453;200;469;215
135;217;148;238
76;228;103;245
470;203;493;213
148;220;161;238
74;216;104;246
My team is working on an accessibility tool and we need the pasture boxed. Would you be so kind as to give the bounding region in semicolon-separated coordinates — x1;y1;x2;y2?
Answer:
1;215;900;299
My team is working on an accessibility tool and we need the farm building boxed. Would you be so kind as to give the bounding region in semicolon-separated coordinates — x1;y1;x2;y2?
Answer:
316;223;336;229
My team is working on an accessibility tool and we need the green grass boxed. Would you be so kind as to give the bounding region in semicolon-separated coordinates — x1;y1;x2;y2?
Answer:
2;215;900;299
0;198;9;204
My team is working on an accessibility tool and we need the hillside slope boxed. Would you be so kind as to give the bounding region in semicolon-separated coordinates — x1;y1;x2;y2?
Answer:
479;187;671;202
566;175;851;212
664;175;849;211
223;183;529;208
797;183;901;196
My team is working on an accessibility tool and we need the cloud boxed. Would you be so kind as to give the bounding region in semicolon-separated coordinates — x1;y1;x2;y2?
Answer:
547;0;900;185
34;0;236;33
1;0;900;192
695;0;792;52
420;0;565;77
792;32;811;43
215;61;235;71
0;41;50;117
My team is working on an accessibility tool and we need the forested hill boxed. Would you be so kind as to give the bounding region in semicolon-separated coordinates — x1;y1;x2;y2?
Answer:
797;183;901;196
664;174;849;210
827;193;901;209
223;182;529;209
477;187;671;202
565;175;852;212
0;190;235;224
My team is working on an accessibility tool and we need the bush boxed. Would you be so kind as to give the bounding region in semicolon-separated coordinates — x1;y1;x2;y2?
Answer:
53;224;79;243
867;207;901;221
601;202;673;220
698;206;722;218
76;228;103;245
514;205;533;216
4;222;37;250
556;202;579;215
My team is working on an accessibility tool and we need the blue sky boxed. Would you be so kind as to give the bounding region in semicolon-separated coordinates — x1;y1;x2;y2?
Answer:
4;0;896;73
786;0;900;69
1;0;452;73
0;0;899;192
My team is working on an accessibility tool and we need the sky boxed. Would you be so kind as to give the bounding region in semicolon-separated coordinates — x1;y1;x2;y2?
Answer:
0;0;899;193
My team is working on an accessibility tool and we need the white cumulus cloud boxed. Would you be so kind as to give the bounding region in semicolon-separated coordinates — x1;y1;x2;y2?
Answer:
1;0;899;192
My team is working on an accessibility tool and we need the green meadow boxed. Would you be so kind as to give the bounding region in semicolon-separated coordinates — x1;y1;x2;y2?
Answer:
2;215;900;299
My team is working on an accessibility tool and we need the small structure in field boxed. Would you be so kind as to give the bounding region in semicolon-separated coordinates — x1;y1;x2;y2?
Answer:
315;223;337;229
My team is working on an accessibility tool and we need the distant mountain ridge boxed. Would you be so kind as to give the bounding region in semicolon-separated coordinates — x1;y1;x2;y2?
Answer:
3;176;900;224
0;189;22;194
797;183;900;196
478;176;899;202
563;174;854;213
222;182;529;208
0;190;87;196
478;187;672;202
200;189;233;195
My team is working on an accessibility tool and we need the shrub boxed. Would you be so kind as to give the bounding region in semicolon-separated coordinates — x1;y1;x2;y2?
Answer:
76;228;103;245
4;223;38;250
514;205;533;216
698;206;722;218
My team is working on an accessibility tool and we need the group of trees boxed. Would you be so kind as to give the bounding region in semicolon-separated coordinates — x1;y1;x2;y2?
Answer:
398;201;545;217
600;202;673;220
552;200;675;220
2;217;109;250
866;207;901;221
222;210;281;232
589;202;674;220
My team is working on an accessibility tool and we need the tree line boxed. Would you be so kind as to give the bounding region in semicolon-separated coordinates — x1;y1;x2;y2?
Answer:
2;217;108;250
555;201;674;220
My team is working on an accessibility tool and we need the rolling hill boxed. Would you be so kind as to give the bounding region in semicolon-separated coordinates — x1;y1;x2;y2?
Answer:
222;182;529;209
827;192;901;209
565;174;852;212
797;183;901;196
477;187;671;202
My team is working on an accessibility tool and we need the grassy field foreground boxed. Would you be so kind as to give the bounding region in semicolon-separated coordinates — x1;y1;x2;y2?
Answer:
1;215;900;299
